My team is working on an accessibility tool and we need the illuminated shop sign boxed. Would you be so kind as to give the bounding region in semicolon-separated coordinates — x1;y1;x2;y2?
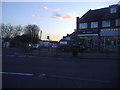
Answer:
78;34;98;37
80;29;99;34
100;28;120;36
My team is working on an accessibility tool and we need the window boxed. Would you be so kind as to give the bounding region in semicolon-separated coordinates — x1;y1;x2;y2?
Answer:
110;7;117;14
79;23;87;29
116;19;120;26
91;22;98;28
102;20;110;27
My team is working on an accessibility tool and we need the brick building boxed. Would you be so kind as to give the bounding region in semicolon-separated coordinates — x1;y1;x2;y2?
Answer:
76;4;120;51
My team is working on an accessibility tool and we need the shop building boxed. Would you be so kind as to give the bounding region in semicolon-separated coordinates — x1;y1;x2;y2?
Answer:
76;4;120;51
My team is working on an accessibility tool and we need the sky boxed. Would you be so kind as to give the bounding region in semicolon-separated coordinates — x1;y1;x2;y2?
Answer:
1;1;119;41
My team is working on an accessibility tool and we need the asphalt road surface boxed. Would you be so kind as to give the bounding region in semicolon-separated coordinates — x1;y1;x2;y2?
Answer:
2;49;120;88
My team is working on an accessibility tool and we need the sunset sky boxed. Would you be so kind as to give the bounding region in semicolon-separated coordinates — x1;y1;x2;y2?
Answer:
1;0;119;41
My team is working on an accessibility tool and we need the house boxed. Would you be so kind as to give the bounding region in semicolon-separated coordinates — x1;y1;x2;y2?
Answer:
60;31;77;41
76;4;120;51
59;31;81;46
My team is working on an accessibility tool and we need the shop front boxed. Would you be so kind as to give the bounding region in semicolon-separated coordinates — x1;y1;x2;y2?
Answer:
100;28;120;51
78;34;99;49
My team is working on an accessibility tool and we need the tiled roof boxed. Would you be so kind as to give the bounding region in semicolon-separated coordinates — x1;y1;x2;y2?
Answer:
60;31;78;41
79;4;120;23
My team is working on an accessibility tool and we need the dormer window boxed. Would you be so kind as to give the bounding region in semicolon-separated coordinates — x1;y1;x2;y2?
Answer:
110;7;117;13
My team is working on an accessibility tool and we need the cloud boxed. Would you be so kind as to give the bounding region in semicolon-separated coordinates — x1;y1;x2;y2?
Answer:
51;8;62;20
54;8;61;13
63;13;77;20
32;14;43;18
52;12;78;21
40;6;49;10
51;13;63;20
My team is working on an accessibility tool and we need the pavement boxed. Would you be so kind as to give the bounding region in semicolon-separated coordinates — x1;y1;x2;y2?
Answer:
2;48;120;59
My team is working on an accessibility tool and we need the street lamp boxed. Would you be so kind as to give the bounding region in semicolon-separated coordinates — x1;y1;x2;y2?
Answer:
39;30;42;40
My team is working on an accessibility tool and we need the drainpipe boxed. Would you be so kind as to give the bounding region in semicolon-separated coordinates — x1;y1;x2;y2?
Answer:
98;29;101;52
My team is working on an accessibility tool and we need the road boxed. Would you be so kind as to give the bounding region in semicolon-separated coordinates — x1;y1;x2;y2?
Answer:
2;49;120;88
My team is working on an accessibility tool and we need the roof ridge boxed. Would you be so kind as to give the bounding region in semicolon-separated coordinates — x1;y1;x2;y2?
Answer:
91;7;108;11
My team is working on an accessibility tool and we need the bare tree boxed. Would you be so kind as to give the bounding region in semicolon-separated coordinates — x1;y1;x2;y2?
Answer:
24;24;40;39
13;25;23;37
0;24;40;43
23;24;40;43
0;24;23;39
1;24;14;39
1;24;7;38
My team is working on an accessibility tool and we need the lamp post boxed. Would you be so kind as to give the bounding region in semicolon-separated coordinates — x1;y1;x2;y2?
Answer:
39;30;42;40
39;30;42;55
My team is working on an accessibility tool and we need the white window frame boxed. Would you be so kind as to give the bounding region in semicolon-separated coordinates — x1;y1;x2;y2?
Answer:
79;23;87;29
102;20;110;27
116;19;120;26
91;21;98;28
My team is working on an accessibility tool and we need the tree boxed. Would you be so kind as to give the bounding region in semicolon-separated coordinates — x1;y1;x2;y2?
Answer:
24;24;40;39
13;25;23;37
0;24;23;39
0;24;40;43
1;24;8;38
23;24;40;43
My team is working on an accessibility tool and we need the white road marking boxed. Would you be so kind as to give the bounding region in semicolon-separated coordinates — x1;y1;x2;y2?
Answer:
48;75;111;83
2;55;34;58
6;55;15;57
28;56;35;58
37;73;46;79
17;56;26;58
0;71;111;83
0;72;33;76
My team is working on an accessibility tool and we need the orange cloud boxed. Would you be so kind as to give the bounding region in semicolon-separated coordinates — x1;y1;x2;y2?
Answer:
52;12;77;21
63;13;77;20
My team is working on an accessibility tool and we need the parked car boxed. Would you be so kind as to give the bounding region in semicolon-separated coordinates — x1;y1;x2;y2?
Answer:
32;44;39;49
52;44;57;48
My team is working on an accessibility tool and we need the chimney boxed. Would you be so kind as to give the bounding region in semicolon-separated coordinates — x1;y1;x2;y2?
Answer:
76;17;79;31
